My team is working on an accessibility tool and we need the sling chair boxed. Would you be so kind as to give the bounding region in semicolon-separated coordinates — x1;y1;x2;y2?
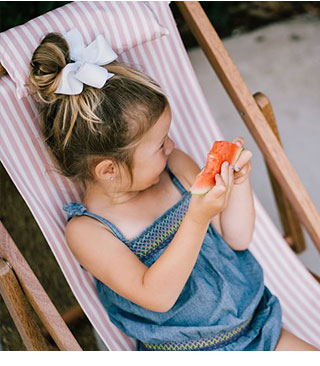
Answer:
0;1;319;351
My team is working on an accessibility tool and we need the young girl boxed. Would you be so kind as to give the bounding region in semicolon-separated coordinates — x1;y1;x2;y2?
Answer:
29;31;317;351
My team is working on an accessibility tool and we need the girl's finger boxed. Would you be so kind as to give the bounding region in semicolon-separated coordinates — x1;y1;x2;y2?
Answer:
234;163;251;184
234;174;249;185
220;161;230;184
209;174;226;198
232;136;245;148
235;149;252;172
234;169;247;179
223;165;234;199
228;164;234;188
215;172;226;188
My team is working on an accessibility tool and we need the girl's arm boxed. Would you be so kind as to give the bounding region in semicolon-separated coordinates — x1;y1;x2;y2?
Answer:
220;139;255;251
220;176;255;250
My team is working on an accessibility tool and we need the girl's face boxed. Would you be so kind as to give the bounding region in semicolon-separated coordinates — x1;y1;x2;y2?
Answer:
129;104;175;191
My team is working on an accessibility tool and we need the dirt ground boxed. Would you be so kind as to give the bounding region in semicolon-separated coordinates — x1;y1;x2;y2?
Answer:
0;163;98;350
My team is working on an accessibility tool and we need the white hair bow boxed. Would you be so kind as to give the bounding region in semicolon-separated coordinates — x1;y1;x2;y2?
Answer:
55;28;118;95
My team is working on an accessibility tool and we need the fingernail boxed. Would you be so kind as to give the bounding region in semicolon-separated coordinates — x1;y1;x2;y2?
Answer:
230;165;234;171
236;166;241;172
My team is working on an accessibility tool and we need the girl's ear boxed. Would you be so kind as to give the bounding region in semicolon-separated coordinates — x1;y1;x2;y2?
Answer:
94;159;115;181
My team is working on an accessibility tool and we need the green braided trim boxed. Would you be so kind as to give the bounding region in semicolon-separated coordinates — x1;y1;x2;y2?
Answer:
141;315;253;351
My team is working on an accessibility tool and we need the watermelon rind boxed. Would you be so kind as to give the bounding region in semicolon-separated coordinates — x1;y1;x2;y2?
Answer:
190;187;211;195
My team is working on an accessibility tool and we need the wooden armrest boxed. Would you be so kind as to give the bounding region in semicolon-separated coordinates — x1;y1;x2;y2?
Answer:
177;1;320;251
254;92;306;253
0;221;82;350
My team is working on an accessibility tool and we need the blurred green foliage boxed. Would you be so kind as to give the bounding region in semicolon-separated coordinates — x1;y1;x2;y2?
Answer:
0;1;70;31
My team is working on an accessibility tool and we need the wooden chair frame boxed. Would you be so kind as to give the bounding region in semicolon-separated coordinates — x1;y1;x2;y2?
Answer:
1;1;319;351
0;222;82;350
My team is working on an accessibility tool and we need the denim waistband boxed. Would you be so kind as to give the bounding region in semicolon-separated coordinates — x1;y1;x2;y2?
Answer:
139;315;253;351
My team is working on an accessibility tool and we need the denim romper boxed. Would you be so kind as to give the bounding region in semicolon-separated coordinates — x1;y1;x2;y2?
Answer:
63;165;282;351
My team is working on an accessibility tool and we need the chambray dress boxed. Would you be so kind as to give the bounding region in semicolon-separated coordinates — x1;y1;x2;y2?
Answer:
63;165;282;351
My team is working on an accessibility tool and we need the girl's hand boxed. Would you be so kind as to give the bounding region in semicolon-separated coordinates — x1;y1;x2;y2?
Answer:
188;161;234;224
232;137;253;185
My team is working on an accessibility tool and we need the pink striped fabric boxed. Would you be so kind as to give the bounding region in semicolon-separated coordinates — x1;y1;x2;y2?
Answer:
0;1;319;350
0;1;168;99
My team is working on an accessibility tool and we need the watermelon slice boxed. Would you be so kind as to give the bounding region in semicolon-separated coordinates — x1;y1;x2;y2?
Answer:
190;141;243;195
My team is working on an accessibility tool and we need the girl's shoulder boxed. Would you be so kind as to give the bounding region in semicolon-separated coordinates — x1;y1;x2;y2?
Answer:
167;149;201;190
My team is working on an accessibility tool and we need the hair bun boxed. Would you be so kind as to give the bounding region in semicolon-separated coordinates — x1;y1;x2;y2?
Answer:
29;33;70;102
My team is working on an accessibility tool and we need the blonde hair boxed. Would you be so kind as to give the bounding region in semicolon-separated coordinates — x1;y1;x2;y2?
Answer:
29;33;168;184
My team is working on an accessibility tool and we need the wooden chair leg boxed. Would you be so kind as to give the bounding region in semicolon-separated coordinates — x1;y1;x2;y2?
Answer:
0;258;50;350
41;303;85;340
253;92;306;253
62;303;85;324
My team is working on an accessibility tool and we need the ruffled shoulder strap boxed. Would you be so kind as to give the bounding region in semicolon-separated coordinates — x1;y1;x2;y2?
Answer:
63;202;87;221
